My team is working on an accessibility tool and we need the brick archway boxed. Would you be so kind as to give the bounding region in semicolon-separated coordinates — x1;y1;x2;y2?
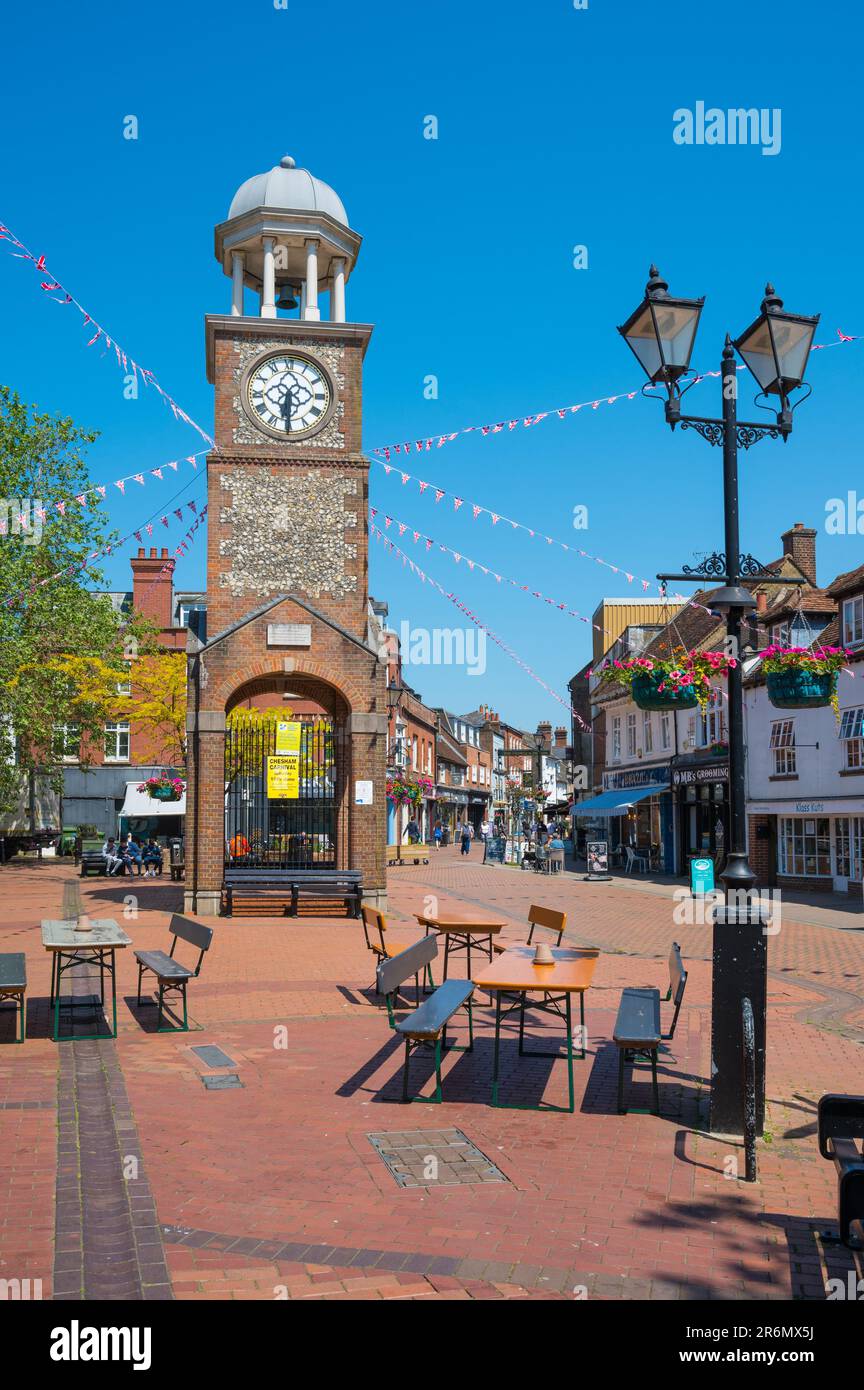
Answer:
185;634;387;915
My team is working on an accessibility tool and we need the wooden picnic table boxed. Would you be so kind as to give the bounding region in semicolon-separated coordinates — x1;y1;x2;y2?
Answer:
414;910;508;979
472;945;600;1113
42;918;132;1042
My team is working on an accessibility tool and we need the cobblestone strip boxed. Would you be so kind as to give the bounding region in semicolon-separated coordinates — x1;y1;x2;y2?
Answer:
52;968;173;1301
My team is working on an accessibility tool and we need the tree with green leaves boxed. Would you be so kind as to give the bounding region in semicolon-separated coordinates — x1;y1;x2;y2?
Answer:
0;386;153;826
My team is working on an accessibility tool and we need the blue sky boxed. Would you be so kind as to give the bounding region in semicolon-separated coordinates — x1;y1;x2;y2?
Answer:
1;0;861;728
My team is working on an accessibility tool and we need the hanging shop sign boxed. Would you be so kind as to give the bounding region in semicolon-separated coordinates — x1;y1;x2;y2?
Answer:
672;761;729;787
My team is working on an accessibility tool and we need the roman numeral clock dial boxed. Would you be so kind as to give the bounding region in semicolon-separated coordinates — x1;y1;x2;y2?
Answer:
244;352;333;440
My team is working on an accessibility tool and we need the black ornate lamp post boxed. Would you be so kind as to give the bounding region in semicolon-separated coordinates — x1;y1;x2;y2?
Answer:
618;268;819;1135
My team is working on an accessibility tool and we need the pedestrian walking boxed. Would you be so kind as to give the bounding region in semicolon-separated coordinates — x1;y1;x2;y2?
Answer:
460;821;473;856
433;822;443;851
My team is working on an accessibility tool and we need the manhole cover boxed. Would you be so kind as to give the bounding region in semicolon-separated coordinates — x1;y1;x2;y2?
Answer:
201;1074;243;1090
367;1128;508;1188
192;1045;236;1069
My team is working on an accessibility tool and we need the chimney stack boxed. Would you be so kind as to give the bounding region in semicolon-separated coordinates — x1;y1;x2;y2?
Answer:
554;726;567;748
780;522;817;586
130;547;175;630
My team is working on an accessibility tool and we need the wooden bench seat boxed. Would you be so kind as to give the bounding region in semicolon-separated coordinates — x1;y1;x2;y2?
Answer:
493;903;566;954
134;914;213;1032
0;952;26;1043
222;869;362;917
818;1094;864;1247
613;943;687;1115
376;938;473;1103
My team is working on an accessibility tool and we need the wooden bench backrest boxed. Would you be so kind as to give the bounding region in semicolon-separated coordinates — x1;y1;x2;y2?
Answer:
528;904;566;943
169;914;213;954
669;941;687;1006
376;936;438;997
361;905;387;951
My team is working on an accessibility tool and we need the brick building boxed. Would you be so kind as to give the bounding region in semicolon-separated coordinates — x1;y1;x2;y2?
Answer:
183;154;387;914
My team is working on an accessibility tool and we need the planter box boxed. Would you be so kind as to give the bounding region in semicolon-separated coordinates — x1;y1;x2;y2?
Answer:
631;672;699;712
766;669;835;709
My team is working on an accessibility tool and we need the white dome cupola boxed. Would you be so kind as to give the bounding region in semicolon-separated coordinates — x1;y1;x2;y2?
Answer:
215;154;361;323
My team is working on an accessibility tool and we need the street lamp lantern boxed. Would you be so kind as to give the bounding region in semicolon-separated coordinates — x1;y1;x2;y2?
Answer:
734;284;819;399
617;265;704;387
619;262;820;1142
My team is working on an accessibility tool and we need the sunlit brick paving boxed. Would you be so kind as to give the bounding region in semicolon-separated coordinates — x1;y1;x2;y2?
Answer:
1;855;863;1301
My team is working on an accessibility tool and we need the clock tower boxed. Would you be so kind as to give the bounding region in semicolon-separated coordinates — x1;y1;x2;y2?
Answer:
185;155;388;916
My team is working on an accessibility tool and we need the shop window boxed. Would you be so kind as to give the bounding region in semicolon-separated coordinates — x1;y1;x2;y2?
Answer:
840;707;864;769
843;596;864;649
770;719;796;775
836;817;864;879
779;816;830;877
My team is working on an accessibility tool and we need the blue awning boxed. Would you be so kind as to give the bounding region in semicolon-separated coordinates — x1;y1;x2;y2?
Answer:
572;784;669;816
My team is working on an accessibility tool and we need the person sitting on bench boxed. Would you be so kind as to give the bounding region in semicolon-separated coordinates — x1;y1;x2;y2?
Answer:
142;838;162;878
101;836;124;876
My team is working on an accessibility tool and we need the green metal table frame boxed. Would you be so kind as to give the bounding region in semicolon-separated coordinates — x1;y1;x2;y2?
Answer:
490;988;586;1113
49;946;120;1042
425;926;499;981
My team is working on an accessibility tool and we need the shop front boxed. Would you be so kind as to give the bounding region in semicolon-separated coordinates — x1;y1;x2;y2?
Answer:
748;796;864;894
573;765;672;870
671;755;729;877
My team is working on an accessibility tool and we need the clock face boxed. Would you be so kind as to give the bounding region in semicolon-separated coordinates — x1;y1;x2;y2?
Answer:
244;352;332;439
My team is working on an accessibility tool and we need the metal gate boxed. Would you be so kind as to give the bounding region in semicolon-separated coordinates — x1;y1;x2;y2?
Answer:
224;716;337;870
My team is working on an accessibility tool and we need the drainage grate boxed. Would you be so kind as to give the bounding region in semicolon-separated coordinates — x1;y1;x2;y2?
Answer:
192;1045;237;1069
201;1074;243;1090
367;1128;508;1188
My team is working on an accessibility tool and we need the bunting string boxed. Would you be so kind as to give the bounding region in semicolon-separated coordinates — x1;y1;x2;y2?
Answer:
0;217;214;446
3;493;207;611
371;522;587;728
0;448;211;532
370;464;718;616
369;506;672;635
368;331;859;462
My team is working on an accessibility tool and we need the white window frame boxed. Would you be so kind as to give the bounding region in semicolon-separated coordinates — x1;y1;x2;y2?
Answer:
843;596;864;648
626;713;637;758
698;689;725;748
611;716;621;762
643;712;653;754
770;719;796;776
53;723;81;762
104;721;130;763
840;707;864;770
779;816;831;877
660;712;671;751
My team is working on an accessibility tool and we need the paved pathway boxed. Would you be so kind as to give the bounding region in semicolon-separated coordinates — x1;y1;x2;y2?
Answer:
0;854;862;1301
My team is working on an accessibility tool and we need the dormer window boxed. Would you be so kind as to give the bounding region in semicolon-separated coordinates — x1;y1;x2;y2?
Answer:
770;621;791;646
843;596;864;648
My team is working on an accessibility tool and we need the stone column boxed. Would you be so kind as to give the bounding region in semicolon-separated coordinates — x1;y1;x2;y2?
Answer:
332;257;346;323
261;237;277;319
303;239;320;321
230;252;245;316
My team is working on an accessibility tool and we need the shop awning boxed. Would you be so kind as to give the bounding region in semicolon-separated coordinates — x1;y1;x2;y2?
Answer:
120;782;186;818
571;785;669;816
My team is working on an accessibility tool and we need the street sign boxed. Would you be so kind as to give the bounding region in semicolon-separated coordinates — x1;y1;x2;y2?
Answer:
690;856;715;895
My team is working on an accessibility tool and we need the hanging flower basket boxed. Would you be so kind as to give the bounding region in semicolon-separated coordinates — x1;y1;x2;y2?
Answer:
386;773;434;808
765;670;835;709
138;775;185;802
761;645;850;715
631;672;699;711
589;648;736;713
